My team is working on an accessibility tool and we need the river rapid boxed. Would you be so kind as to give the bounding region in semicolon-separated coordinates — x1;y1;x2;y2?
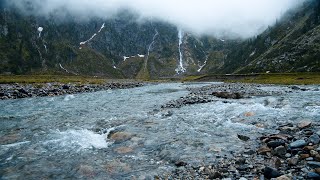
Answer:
0;83;319;179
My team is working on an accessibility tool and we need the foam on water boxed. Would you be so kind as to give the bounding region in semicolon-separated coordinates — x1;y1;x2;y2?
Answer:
64;95;75;101
1;141;31;148
44;129;109;150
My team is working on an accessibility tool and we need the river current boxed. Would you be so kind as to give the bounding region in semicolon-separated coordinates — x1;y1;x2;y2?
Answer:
0;83;319;179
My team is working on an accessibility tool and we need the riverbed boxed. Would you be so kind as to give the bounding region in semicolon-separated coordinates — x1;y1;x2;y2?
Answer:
0;82;319;179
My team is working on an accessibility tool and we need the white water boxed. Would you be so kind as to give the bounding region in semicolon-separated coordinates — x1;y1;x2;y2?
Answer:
44;129;110;151
175;29;186;74
1;83;319;179
37;27;43;38
197;55;208;72
123;56;130;61
144;29;159;69
59;63;70;73
79;23;105;48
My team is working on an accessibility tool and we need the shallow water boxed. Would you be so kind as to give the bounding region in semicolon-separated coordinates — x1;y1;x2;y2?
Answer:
0;83;319;179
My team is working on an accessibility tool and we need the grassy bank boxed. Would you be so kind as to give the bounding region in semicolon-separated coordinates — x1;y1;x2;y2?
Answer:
0;75;108;84
185;73;320;85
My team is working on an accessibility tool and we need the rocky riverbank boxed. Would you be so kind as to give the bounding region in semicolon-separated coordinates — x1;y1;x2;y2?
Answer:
159;121;320;179
0;82;144;100
161;83;318;108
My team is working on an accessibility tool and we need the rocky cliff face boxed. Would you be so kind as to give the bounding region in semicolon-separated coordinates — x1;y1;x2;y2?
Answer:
0;0;319;79
219;0;320;73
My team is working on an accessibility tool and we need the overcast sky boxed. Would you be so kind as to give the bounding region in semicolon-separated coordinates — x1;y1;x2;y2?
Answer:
7;0;306;38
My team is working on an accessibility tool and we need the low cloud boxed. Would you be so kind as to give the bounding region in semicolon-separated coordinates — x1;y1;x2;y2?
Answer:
6;0;306;38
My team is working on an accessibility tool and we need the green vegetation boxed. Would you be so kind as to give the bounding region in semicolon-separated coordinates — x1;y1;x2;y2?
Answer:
0;75;108;84
238;73;320;85
182;75;206;82
188;73;320;85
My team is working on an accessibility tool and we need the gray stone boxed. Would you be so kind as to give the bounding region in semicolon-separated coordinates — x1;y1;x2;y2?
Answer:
307;172;320;179
264;166;282;179
309;134;320;144
307;161;320;168
288;157;299;166
289;140;307;148
273;146;287;157
237;134;250;141
268;140;286;148
306;157;314;161
285;153;292;158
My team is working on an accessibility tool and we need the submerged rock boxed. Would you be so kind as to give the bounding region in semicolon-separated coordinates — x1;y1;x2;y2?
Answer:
237;134;250;141
298;120;312;129
107;132;133;143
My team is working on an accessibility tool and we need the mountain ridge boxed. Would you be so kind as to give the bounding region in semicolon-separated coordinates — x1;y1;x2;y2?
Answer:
0;0;319;79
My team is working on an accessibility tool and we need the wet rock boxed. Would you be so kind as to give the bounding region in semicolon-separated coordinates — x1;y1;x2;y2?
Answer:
289;140;307;148
162;110;173;117
244;149;255;155
257;146;272;155
264;166;282;179
212;91;243;99
244;112;255;117
307;172;320;179
298;121;312;129
208;171;222;179
62;84;70;90
114;147;133;154
291;86;301;90
305;146;316;151
315;168;320;174
273;146;287;157
309;134;320;144
285;153;292;158
288;157;299;166
174;161;187;167
268;140;286;148
314;155;320;162
306;157;314;161
105;160;131;174
276;175;292;180
78;165;95;178
300;154;311;159
311;150;319;157
308;161;320;168
108;132;133;143
237;134;250;141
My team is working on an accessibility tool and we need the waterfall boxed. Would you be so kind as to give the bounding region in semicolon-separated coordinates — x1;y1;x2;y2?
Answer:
144;29;159;69
79;23;105;49
175;29;186;74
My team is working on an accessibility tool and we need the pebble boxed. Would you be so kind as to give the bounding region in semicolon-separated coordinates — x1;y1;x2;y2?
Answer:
285;153;292;158
298;120;312;129
276;175;292;180
290;140;307;148
237;134;250;141
288;157;299;166
268;140;286;148
273;146;287;157
307;172;320;179
0;82;144;100
264;166;282;179
307;161;320;168
306;157;314;161
309;134;320;144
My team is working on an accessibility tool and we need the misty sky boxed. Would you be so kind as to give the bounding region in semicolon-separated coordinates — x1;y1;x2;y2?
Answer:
8;0;306;38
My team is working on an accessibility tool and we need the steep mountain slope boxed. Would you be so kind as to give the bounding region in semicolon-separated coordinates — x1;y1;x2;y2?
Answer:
214;0;320;73
0;0;319;79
